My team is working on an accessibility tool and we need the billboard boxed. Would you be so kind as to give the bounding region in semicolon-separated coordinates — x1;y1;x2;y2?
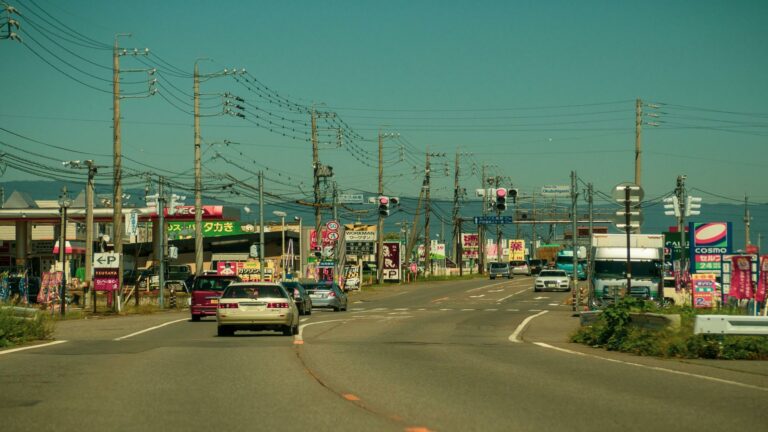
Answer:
461;233;479;258
690;222;732;255
382;241;401;281
509;240;526;261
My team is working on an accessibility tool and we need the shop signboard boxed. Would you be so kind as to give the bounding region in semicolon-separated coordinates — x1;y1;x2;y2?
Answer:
383;242;401;281
691;274;716;308
509;240;526;261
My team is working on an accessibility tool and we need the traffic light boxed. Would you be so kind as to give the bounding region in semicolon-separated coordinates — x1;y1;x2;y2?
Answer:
663;196;680;217
494;188;507;211
685;196;702;217
378;196;390;216
508;188;518;203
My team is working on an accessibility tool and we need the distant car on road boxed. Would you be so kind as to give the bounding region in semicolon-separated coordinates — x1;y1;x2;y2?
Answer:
510;260;531;276
488;262;512;280
534;269;571;292
190;274;241;321
302;281;348;311
280;280;312;315
216;282;299;337
528;259;544;275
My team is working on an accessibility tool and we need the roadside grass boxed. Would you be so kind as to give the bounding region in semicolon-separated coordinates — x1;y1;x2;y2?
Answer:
572;298;768;360
0;303;54;348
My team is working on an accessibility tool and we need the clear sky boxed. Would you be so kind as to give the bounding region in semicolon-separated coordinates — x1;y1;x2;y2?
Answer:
1;0;767;213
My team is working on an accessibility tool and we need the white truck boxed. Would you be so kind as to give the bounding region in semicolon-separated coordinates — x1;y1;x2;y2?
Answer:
588;234;664;309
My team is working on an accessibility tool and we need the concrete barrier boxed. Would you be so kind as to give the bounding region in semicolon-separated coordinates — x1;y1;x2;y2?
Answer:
694;315;768;335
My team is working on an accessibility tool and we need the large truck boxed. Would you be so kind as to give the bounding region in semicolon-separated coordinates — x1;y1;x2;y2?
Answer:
555;249;586;279
588;234;664;309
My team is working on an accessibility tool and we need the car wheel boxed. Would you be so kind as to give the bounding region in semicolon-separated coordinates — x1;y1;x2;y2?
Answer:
333;306;340;312
292;324;299;335
191;314;201;322
217;326;232;337
306;306;312;316
534;288;540;292
282;325;293;336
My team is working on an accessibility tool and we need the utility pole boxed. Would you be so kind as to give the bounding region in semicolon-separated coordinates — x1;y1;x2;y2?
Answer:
84;161;96;311
495;176;502;263
531;192;537;260
452;150;461;265
571;171;579;312
675;175;687;290
158;177;166;309
193;60;203;277
635;98;643;187
112;34;124;313
745;194;751;248
193;61;244;277
424;150;432;276
259;172;265;277
58;187;71;317
586;182;594;287
479;164;487;274
377;131;384;284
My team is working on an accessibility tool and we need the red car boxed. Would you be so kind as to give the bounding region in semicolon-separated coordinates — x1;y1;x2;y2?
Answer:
190;274;241;321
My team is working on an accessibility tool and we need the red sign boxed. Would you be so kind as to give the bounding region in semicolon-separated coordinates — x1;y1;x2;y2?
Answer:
461;233;479;258
756;256;768;303
728;256;753;300
161;206;225;220
217;261;243;276
94;268;119;291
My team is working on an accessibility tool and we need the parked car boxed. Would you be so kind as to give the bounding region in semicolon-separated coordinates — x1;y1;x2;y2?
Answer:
216;282;299;337
280;280;312;315
488;262;511;280
510;260;531;276
529;259;544;275
534;269;571;292
189;274;241;321
302;281;348;312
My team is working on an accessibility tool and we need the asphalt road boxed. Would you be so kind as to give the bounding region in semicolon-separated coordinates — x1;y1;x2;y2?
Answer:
2;276;767;431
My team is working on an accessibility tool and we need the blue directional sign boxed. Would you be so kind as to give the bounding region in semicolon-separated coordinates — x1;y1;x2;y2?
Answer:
473;216;514;224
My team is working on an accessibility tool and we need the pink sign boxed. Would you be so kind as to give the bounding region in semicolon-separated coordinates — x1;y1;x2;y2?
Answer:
728;256;753;300
94;268;119;291
756;255;768;303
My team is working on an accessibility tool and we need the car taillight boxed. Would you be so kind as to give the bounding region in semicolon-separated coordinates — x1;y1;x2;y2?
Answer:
327;291;336;298
218;303;238;309
267;302;289;309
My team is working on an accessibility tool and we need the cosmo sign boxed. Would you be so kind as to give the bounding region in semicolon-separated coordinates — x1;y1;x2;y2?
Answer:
690;222;732;255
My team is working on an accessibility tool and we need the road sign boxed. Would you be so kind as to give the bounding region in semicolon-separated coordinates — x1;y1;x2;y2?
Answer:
125;210;138;237
473;216;514;225
94;252;120;268
541;185;570;198
318;260;335;268
612;182;644;203
338;194;364;204
327;232;340;241
326;220;340;231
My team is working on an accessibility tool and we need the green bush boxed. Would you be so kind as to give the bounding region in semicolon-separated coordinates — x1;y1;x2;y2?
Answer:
572;299;768;360
0;305;54;348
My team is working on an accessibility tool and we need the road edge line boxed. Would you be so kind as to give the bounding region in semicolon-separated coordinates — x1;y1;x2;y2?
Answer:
0;340;68;355
533;342;768;393
509;310;548;343
113;318;188;341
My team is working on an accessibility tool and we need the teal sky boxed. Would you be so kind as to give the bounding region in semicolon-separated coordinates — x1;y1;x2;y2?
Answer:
1;0;767;211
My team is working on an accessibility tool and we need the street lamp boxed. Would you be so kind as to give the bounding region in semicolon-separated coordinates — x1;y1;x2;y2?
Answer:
58;187;72;317
273;211;287;278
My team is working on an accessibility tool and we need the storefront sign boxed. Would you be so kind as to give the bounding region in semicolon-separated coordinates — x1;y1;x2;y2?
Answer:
383;241;401;281
509;240;526;261
94;268;119;291
728;255;754;300
691;274;716;308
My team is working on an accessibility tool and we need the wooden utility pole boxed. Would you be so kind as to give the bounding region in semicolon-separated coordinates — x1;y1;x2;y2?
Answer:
424;151;431;275
193;61;203;276
112;35;124;313
377;132;384;284
745;194;751;248
84;161;96;311
311;110;322;267
479;164;487;274
259;172;265;274
634;98;643;186
452;151;460;266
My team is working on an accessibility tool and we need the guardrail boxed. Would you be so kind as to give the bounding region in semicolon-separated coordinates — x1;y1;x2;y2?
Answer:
694;315;768;335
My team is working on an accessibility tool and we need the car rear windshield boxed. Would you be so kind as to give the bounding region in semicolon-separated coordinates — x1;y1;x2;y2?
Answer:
304;283;335;291
490;263;508;269
510;261;527;266
223;285;287;299
192;277;238;292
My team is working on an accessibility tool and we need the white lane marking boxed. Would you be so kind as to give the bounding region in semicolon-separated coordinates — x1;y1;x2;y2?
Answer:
528;309;543;312
296;318;350;343
507;309;520;312
509;310;549;343
113;318;188;341
300;318;310;322
394;308;409;311
488;289;504;293
467;280;509;292
418;308;427;311
0;340;68;355
533;342;768;393
534;296;549;300
484;309;498;312
440;308;452;311
469;294;485;298
496;288;530;303
548;303;560;306
461;308;474;311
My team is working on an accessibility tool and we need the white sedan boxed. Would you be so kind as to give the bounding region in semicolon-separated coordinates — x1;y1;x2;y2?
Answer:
216;282;300;337
534;270;571;292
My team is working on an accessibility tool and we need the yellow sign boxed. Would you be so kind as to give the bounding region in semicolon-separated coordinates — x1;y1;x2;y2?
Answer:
509;240;526;261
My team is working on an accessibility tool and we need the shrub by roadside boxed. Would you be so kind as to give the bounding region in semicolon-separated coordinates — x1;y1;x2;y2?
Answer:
0;305;54;348
572;298;768;360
